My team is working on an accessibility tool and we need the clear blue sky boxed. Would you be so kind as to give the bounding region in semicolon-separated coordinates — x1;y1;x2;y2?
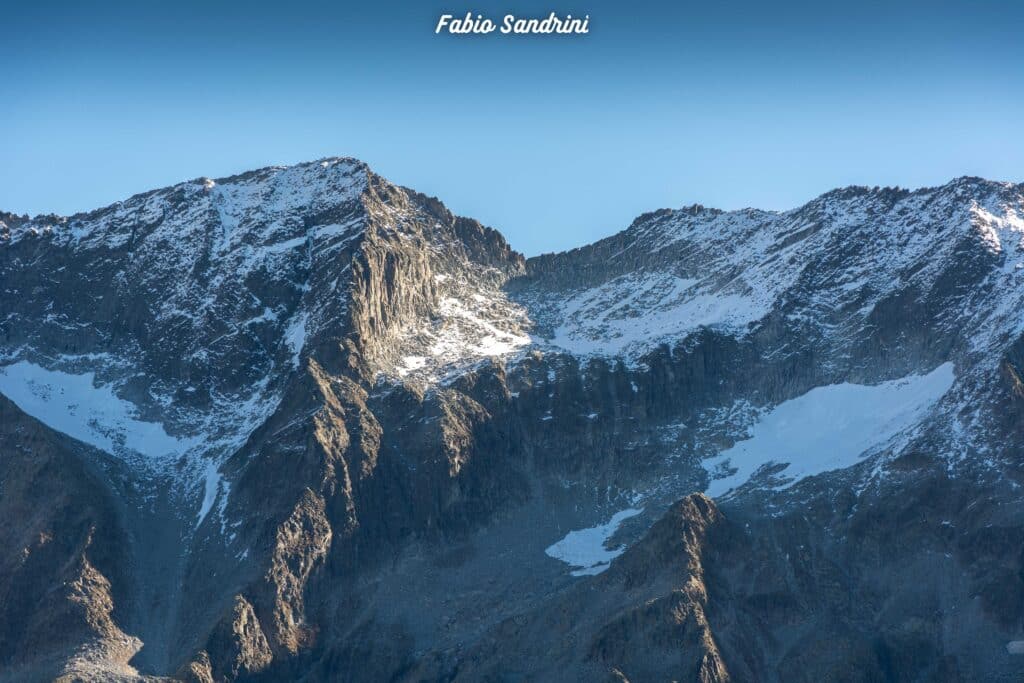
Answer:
2;0;1022;255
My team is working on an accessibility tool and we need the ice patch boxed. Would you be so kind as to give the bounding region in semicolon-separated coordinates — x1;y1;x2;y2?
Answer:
545;507;643;576
705;363;955;497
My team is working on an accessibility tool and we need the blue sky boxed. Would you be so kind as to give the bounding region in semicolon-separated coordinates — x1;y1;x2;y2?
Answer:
2;0;1022;255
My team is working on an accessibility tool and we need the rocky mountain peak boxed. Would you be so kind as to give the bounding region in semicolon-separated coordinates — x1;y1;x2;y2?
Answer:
0;158;533;511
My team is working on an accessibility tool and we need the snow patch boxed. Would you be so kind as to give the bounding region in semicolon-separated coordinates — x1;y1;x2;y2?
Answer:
704;363;955;497
0;361;200;461
0;359;276;532
972;204;1024;256
545;507;643;576
431;296;532;360
396;355;428;377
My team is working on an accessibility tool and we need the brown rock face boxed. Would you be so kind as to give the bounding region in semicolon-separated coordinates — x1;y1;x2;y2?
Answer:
265;491;332;656
0;395;139;681
419;494;733;682
589;495;730;683
200;596;272;681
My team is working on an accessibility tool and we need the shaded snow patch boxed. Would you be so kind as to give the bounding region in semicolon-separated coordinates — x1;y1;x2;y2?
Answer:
545;507;643;576
196;461;224;526
0;361;200;460
705;363;955;497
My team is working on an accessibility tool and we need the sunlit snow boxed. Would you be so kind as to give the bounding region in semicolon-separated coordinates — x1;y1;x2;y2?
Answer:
389;291;532;383
542;272;764;359
545;507;643;576
705;363;955;497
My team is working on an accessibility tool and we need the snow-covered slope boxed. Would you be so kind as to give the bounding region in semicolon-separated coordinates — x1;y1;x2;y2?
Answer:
1;160;374;524
518;179;1024;366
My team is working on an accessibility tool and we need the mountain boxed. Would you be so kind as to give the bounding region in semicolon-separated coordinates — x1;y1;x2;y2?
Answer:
2;159;1024;682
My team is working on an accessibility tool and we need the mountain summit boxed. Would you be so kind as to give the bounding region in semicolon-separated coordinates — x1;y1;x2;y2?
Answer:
2;161;1024;681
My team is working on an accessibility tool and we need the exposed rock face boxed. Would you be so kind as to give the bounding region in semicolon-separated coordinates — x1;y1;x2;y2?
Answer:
2;161;1024;681
199;595;272;682
415;494;732;682
0;395;139;682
